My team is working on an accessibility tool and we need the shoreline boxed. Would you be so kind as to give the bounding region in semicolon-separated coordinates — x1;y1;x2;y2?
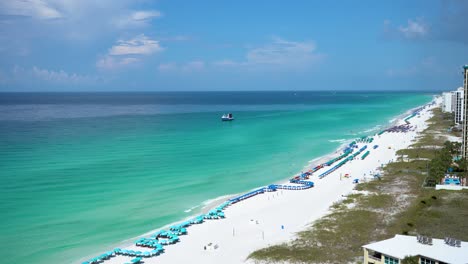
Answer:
79;97;437;264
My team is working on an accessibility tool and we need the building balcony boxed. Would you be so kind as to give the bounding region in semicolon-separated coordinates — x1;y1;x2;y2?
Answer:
367;254;383;263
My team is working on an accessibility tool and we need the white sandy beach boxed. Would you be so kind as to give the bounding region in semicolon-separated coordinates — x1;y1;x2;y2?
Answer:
101;98;439;264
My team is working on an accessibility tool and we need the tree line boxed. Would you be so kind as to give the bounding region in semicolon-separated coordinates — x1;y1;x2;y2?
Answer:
426;141;465;186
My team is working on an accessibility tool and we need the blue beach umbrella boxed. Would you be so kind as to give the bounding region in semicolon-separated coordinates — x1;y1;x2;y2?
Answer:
131;257;142;263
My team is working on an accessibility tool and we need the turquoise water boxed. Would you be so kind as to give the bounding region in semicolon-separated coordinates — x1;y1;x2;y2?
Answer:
0;92;432;263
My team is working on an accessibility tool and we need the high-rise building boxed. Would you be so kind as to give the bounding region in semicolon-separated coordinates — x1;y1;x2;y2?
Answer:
462;65;468;158
442;92;453;112
451;90;457;112
454;87;464;124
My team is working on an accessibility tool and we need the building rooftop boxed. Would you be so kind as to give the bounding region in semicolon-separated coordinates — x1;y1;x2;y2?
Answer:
363;235;468;264
464;65;468;69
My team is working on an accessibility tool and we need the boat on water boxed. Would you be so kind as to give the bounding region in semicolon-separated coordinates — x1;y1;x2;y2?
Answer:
221;113;234;121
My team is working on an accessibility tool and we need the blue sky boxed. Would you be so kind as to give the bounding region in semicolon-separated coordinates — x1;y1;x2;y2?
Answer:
0;0;467;91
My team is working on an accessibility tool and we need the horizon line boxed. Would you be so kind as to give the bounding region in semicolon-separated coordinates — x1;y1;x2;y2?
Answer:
0;90;443;93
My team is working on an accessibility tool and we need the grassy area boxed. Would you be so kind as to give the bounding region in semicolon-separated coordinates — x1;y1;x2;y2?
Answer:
410;108;455;149
393;189;468;240
249;107;468;263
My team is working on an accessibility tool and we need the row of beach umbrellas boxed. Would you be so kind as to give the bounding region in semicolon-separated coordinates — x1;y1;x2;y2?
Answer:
319;145;367;179
357;137;374;143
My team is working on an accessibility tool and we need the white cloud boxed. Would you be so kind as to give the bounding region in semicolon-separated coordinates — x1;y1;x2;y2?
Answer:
114;10;162;28
131;10;161;21
32;66;93;83
5;65;96;85
96;56;140;70
0;0;62;19
161;38;325;74
247;38;321;65
384;18;429;40
98;34;163;70
399;19;428;39
0;1;164;45
157;61;205;73
214;37;325;71
109;34;163;56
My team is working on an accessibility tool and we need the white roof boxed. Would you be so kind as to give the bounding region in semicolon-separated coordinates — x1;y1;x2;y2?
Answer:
363;235;468;264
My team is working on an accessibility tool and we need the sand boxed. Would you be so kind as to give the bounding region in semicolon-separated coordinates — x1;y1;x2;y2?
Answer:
101;98;438;264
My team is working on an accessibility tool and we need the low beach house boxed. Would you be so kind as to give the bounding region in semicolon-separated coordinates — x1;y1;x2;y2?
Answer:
362;235;468;264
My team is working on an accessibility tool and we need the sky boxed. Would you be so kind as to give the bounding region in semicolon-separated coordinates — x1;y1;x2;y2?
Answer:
0;0;467;91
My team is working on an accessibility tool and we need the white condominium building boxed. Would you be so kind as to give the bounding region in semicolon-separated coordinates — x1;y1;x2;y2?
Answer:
442;92;453;112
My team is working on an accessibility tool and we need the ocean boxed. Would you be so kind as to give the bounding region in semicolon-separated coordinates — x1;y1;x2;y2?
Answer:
0;91;433;263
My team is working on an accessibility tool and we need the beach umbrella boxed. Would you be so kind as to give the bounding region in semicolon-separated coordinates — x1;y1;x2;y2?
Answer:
131;257;142;263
